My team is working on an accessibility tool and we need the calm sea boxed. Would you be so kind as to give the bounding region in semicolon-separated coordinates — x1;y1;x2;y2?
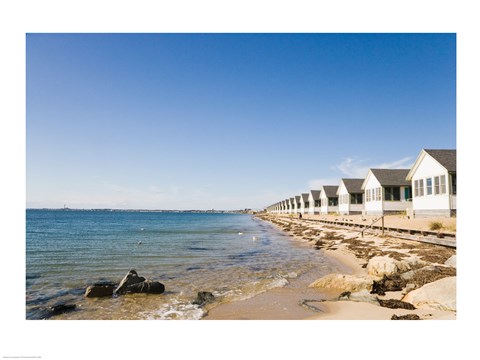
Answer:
26;210;339;319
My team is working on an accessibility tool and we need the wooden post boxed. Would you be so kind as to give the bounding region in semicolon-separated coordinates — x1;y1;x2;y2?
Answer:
382;216;384;236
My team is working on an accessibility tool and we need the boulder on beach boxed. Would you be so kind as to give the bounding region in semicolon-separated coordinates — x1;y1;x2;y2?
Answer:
49;303;76;316
444;255;456;268
337;289;379;305
122;280;165;294
309;273;378;292
114;270;146;294
402;276;456;312
193;291;215;306
85;282;116;298
366;256;424;277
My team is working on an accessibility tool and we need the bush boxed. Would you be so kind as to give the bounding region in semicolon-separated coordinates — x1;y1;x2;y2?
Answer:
429;221;443;231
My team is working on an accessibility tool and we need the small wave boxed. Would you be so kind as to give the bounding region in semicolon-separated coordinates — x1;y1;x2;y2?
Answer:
146;298;206;320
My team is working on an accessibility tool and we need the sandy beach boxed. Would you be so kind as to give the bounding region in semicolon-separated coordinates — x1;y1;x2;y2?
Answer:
204;213;456;320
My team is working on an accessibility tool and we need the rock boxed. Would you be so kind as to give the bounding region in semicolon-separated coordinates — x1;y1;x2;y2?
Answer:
193;291;215;306
391;314;421;320
378;299;416;310
114;270;146;294
337;289;379;305
122;280;165;294
402;276;456;311
444;255;456;268
309;273;378;292
50;303;76;316
85;282;116;298
371;275;406;295
367;256;414;277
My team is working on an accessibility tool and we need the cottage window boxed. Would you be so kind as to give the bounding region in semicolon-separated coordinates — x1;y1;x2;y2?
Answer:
434;175;446;195
329;198;338;206
314;200;321;207
375;187;381;201
351;193;363;204
414;180;422;197
419;179;424;196
305;202;309;208
384;187;400;201
426;178;433;195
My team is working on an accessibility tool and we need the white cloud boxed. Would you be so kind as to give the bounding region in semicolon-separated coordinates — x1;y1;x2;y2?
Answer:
333;156;414;178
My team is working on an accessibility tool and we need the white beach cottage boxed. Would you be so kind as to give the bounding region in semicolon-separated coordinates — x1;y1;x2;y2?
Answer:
337;178;364;215
293;195;301;214
406;149;456;218
288;197;295;214
299;193;309;214
308;190;321;215
319;186;339;215
361;169;412;216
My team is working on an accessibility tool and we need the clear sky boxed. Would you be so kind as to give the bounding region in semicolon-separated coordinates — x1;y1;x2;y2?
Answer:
26;33;456;210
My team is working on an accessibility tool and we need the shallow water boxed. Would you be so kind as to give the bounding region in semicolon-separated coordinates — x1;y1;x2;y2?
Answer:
26;210;341;319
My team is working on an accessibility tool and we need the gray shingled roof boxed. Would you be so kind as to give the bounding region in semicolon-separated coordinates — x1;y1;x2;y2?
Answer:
309;190;321;200
301;193;309;202
294;195;301;202
341;178;364;193
370;169;411;186
322;185;339;198
424;149;456;172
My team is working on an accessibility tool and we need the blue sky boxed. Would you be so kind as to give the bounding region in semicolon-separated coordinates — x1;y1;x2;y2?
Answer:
26;33;456;210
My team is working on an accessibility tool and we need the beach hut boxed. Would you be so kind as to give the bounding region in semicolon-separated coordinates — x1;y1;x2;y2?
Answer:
361;169;412;216
299;193;309;214
406;149;456;218
319;186;339;215
288;197;295;214
293;195;301;214
308;190;321;214
337;178;364;215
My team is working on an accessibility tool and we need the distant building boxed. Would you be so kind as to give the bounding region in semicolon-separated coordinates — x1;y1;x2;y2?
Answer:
319;185;339;215
294;195;301;214
361;169;412;216
288;197;295;214
406;149;456;218
299;193;309;214
308;190;321;215
337;178;364;215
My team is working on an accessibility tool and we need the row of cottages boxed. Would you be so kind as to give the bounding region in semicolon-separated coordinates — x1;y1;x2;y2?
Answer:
265;149;456;218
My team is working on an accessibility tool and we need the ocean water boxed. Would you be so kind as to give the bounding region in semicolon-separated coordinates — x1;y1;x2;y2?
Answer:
26;210;339;320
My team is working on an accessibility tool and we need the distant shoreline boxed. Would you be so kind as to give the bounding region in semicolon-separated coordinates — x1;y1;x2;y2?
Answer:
26;208;256;214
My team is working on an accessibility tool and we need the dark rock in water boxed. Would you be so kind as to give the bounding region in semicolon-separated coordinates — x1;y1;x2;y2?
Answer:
85;283;116;298
378;299;416;310
50;303;76;316
391;314;421;320
123;280;165;294
371;275;406;295
193;291;215;306
114;270;146;294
